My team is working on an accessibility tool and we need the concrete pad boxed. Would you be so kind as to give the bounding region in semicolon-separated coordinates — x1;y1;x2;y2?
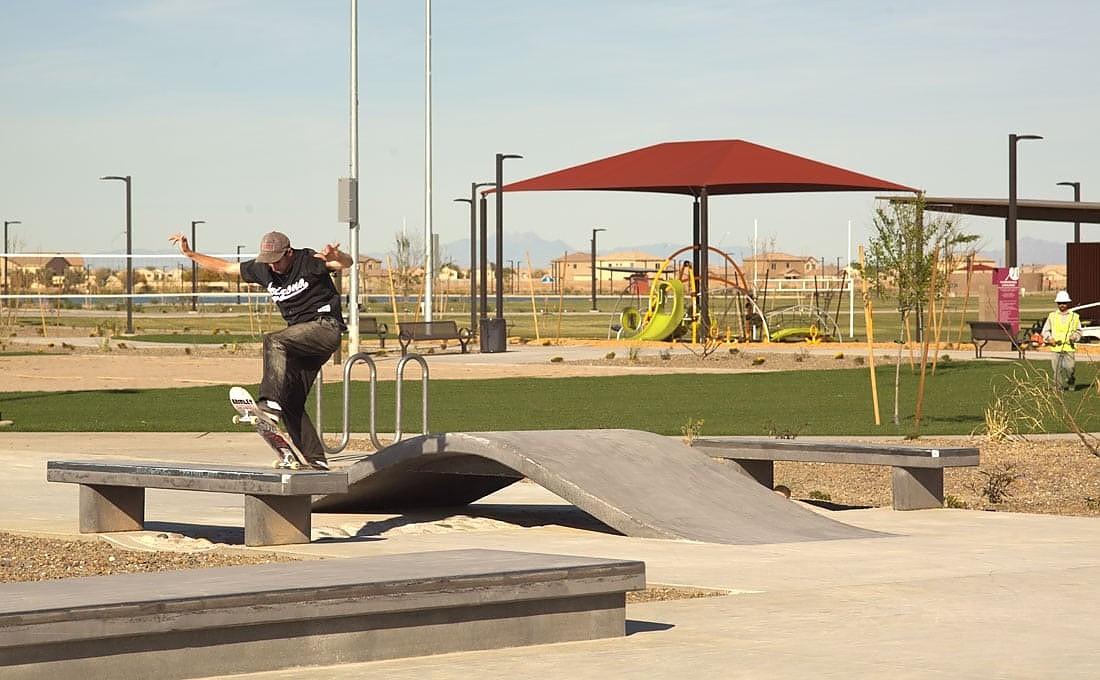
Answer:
4;433;1100;678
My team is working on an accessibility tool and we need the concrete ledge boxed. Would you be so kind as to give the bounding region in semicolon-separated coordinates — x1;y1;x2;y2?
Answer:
0;549;645;680
694;437;980;510
47;460;349;546
47;460;348;495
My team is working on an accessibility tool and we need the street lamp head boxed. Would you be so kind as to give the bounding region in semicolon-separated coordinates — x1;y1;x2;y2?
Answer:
191;220;206;227
1056;181;1080;189
454;197;472;205
3;220;21;227
496;154;523;161
99;175;130;182
1010;134;1043;143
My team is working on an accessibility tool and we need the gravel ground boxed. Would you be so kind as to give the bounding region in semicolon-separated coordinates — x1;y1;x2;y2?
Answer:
0;532;297;584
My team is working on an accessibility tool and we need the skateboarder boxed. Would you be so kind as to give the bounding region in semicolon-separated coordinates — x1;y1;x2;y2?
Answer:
170;230;353;469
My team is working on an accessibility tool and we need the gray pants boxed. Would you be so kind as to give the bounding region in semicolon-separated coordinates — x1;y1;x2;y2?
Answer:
1051;351;1076;391
259;317;343;463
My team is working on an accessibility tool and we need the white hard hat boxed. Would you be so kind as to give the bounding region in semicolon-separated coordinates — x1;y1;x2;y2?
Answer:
1055;290;1072;304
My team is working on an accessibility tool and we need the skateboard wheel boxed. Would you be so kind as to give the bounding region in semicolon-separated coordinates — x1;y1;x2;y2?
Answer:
232;415;242;424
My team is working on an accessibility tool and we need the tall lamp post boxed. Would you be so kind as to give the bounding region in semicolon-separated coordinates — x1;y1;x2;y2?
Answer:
454;181;494;333
100;175;134;334
590;227;606;311
189;220;205;311
1007;133;1042;268
1056;181;1082;243
235;244;245;304
482;152;521;353
3;220;20;297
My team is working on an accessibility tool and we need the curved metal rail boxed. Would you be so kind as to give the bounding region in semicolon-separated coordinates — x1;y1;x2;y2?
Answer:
316;352;431;454
393;354;430;442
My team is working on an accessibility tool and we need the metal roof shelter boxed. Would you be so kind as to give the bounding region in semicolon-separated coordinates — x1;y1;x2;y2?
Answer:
885;195;1100;225
495;139;918;336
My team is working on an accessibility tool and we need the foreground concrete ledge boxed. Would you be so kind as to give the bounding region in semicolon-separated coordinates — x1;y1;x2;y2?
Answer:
0;548;645;679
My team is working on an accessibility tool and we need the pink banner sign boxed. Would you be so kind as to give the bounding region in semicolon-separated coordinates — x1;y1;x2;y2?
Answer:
994;267;1020;333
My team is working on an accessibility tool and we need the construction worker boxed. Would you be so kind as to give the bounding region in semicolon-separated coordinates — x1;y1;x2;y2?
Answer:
1040;290;1083;391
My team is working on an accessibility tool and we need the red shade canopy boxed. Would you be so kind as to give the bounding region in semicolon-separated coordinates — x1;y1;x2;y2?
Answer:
485;139;917;341
498;139;918;196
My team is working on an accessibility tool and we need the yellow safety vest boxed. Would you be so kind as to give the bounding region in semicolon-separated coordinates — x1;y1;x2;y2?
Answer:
1047;311;1081;353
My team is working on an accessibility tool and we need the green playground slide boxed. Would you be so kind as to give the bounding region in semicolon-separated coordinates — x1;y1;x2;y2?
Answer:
631;278;686;341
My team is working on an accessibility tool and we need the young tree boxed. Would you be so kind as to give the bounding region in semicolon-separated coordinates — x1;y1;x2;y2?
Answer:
388;231;425;306
863;195;974;427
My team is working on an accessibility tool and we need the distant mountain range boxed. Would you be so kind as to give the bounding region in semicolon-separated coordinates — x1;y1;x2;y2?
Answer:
428;233;1067;270
423;233;752;270
81;233;1069;272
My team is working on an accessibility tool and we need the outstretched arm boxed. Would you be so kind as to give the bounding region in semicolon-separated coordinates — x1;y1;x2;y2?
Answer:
169;232;240;275
317;242;353;270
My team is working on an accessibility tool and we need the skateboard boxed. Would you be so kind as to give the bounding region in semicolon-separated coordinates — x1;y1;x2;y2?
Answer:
229;386;306;469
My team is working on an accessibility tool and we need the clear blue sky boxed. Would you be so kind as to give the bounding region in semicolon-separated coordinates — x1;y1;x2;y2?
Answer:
2;0;1098;266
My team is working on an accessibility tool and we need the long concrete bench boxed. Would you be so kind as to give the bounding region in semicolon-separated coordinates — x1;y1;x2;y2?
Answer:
0;549;645;680
46;460;348;546
692;438;980;510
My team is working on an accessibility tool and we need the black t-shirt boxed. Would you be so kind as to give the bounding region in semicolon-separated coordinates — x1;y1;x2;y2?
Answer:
240;248;345;328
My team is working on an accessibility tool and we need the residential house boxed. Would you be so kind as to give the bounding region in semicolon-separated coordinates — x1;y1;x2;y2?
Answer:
741;252;820;280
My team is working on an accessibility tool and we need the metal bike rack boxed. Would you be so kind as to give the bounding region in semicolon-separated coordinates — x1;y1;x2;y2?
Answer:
316;352;430;455
393;354;430;443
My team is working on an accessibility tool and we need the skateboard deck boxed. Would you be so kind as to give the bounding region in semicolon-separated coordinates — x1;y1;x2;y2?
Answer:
229;386;306;469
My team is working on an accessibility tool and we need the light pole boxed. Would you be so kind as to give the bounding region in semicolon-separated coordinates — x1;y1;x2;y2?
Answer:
482;152;521;353
1056;181;1082;243
590;227;606;311
1007;133;1042;268
189;220;205;311
236;244;245;304
100;175;134;334
3;220;20;296
454;181;494;333
507;259;517;294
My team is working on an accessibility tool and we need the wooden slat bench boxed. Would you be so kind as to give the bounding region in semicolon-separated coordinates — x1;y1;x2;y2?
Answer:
692;438;980;510
967;320;1028;360
398;320;473;355
46;460;348;546
0;549;645;680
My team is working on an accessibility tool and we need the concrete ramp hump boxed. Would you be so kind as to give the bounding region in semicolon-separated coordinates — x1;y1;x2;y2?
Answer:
313;429;881;545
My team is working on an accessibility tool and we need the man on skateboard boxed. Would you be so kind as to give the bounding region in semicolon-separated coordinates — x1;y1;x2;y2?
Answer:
170;230;352;470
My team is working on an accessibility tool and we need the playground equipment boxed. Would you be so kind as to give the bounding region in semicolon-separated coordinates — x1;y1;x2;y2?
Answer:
610;244;851;344
612;245;767;343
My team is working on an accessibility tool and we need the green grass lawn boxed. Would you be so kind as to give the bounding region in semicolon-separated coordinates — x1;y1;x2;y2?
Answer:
3;360;1095;437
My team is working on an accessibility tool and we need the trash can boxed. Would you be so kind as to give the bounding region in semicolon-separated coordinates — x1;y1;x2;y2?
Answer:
479;317;507;353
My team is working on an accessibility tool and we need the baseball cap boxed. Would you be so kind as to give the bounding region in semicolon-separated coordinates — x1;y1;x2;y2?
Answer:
256;231;291;263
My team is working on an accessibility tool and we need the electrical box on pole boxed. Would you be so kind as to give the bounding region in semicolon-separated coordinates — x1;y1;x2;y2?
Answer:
338;178;358;224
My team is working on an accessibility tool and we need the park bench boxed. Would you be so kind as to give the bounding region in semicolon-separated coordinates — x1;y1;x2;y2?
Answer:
0;549;644;679
46;460;348;546
967;320;1029;360
360;315;389;347
398;320;473;355
692;437;980;510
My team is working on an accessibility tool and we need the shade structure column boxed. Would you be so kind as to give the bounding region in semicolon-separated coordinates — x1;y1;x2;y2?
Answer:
698;187;710;340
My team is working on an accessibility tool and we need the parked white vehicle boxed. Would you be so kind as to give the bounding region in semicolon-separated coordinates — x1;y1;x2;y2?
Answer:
1070;302;1100;343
